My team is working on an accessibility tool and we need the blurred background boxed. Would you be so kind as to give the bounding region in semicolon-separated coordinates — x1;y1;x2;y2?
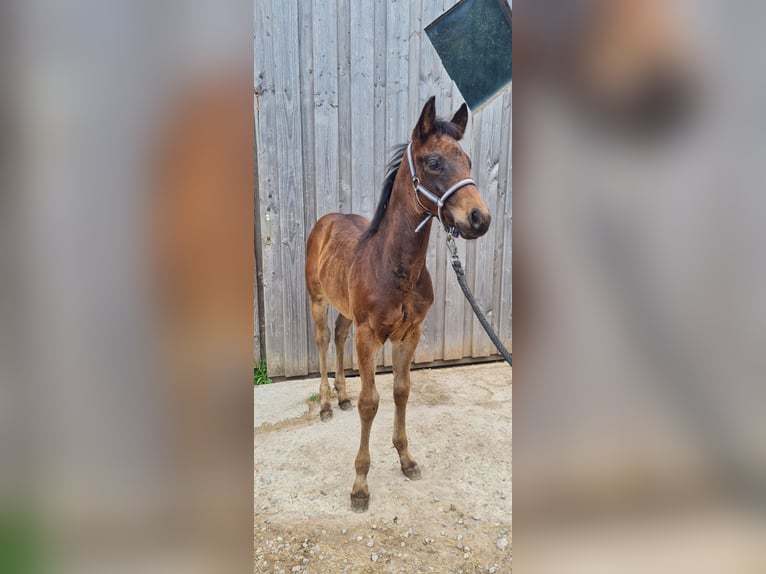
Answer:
1;0;253;572
514;0;766;571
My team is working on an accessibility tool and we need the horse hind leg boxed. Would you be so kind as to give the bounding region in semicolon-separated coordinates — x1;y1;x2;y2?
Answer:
310;298;333;421
334;314;353;411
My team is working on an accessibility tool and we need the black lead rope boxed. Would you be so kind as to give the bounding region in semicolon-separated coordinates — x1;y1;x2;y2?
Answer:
446;235;512;366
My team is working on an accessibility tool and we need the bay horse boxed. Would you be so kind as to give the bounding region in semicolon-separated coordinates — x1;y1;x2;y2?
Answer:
305;96;491;511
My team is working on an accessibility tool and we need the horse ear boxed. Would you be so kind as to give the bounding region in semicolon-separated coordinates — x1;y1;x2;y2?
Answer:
413;96;437;142
450;103;469;139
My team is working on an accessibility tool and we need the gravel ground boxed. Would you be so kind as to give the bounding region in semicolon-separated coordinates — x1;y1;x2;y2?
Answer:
255;362;512;573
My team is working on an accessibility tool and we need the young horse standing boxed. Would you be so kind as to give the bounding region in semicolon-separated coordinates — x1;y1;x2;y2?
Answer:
305;97;491;511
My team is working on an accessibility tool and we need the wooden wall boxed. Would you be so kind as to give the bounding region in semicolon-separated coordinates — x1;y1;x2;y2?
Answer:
254;0;511;377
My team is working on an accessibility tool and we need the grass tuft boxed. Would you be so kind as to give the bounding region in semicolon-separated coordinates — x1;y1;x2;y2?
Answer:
254;359;273;386
308;393;320;403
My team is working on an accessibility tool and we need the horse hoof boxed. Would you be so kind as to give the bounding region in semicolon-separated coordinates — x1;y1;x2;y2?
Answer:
350;493;369;512
320;407;333;422
402;464;421;480
338;399;352;411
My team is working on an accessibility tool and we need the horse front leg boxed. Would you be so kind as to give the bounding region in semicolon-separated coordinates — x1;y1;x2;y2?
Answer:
392;330;421;480
350;325;381;512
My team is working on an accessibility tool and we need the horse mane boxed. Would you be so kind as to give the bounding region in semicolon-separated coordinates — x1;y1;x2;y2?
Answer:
360;119;462;241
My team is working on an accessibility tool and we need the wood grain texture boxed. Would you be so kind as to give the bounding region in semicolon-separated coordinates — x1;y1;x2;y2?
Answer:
254;0;286;376
273;0;309;376
298;0;320;372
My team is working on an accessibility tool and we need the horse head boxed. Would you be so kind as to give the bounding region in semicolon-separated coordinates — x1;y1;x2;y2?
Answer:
409;96;491;239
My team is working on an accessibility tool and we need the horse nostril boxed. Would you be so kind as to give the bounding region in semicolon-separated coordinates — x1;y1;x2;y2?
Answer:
469;208;484;230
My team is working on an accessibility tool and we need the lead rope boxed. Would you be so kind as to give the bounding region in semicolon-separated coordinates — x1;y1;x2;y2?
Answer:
446;235;512;366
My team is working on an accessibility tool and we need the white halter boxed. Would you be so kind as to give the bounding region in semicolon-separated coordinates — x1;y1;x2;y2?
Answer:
406;142;476;237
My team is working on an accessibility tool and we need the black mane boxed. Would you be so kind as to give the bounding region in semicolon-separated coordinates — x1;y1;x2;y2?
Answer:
360;119;461;241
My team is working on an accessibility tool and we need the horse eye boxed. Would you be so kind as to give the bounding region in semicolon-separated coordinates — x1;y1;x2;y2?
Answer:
427;160;440;171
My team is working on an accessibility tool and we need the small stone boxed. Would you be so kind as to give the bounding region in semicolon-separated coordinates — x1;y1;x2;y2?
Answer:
372;524;377;530
457;534;463;541
464;546;471;552
371;554;379;563
302;558;309;566
489;568;497;574
440;531;446;536
457;518;464;525
463;552;470;559
356;536;363;542
367;540;374;548
456;543;463;550
497;537;509;551
291;566;301;572
341;528;347;535
400;542;405;547
276;537;283;543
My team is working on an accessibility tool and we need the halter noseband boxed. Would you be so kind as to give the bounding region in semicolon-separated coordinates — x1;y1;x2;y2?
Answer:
406;142;476;237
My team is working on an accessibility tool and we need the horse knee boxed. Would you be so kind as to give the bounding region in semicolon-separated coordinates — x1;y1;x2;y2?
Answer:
357;394;379;420
315;327;330;349
393;380;410;406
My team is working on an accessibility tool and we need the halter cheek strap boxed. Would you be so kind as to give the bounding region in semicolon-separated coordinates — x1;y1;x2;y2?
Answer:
407;142;476;237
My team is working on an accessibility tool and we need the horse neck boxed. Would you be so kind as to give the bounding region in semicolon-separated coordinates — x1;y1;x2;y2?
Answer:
375;163;433;276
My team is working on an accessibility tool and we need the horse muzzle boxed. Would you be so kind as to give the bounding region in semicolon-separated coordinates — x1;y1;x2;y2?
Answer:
455;208;491;239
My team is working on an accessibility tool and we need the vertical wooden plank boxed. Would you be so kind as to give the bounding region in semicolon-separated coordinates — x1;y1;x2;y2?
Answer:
372;0;387;211
350;2;376;222
461;106;479;358
349;0;376;373
424;0;468;361
419;0;448;362
381;0;410;369
405;0;438;365
459;77;480;359
471;96;503;357
494;87;513;352
372;0;387;373
254;0;286;376
336;0;353;372
313;0;341;372
298;0;319;375
272;0;309;376
337;0;353;215
253;92;262;365
499;88;513;349
313;0;340;219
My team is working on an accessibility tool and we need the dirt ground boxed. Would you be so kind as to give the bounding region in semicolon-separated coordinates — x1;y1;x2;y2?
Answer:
254;362;512;574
